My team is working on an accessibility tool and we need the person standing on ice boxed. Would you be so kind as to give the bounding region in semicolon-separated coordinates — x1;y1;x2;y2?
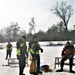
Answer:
5;42;12;59
28;35;43;74
56;41;75;73
16;35;28;75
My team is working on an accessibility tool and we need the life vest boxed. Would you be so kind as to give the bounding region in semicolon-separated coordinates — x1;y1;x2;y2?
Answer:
6;44;12;50
17;42;27;56
30;43;40;54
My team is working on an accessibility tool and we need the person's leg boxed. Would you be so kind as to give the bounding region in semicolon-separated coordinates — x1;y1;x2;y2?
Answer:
69;57;75;73
9;50;11;58
60;58;65;70
61;57;67;70
5;50;8;59
37;55;41;73
19;60;23;75
19;57;26;75
69;58;73;71
23;58;26;70
56;57;67;72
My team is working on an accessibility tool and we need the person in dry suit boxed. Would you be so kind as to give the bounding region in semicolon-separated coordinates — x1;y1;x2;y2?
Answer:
29;35;43;74
5;42;12;59
56;41;75;73
16;35;28;75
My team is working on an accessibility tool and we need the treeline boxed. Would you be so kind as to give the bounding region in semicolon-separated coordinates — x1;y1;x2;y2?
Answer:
0;22;75;43
34;23;75;43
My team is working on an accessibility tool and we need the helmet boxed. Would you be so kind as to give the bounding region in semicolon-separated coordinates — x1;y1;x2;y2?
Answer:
22;35;26;39
32;35;37;40
66;41;70;45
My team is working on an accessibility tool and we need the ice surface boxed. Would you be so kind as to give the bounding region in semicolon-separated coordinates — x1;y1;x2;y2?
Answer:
0;42;75;75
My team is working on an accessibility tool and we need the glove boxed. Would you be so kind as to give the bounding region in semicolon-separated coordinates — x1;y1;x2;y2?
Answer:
41;49;43;53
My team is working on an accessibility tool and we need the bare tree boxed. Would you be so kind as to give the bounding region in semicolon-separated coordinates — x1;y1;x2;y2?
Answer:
19;29;26;36
5;22;20;41
57;21;64;32
10;22;20;40
29;17;36;34
5;27;12;41
71;25;75;43
51;2;74;32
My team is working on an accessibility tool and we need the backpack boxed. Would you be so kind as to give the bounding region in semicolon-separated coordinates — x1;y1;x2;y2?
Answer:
40;65;53;72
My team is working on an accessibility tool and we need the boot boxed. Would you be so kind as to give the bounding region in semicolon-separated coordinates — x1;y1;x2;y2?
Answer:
22;74;25;75
70;70;75;73
56;69;63;72
56;60;64;72
5;58;7;60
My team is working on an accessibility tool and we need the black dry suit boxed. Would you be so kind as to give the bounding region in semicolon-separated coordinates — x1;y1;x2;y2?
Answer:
16;40;27;75
29;41;43;73
6;43;12;59
61;44;75;71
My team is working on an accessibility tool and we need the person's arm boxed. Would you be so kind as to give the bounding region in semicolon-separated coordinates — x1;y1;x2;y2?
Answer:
10;44;12;51
37;42;43;53
61;47;66;57
16;42;21;56
16;42;21;60
6;45;8;50
29;41;31;49
39;46;43;53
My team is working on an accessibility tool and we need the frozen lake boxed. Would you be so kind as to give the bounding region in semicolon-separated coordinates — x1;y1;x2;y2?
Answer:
0;42;75;75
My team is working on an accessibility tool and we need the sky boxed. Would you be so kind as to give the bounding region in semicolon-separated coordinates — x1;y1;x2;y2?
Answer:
0;0;74;33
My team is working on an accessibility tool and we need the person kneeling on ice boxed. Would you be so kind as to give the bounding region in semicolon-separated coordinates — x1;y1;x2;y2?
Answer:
56;41;75;73
29;35;43;74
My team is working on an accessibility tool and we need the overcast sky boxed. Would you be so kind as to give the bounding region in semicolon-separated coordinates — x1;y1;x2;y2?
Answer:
0;0;74;33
